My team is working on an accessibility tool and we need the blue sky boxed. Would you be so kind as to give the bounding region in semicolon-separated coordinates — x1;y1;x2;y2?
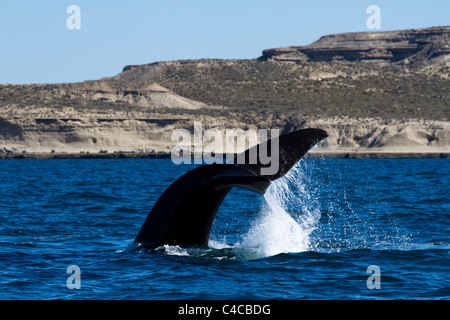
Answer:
1;0;448;84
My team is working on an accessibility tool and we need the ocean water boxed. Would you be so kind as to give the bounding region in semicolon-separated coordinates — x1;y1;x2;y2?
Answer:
0;158;448;300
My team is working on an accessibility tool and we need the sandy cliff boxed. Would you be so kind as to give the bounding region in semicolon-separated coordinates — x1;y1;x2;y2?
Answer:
1;107;448;157
1;26;449;158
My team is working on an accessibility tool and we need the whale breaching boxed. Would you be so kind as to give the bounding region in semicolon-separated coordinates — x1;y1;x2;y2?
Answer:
134;128;328;249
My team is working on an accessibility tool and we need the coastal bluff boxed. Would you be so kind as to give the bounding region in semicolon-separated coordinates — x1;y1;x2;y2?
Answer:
1;26;449;158
260;26;450;68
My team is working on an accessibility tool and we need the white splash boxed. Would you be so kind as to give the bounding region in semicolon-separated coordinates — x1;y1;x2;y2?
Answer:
158;161;322;260
155;244;190;256
236;161;321;259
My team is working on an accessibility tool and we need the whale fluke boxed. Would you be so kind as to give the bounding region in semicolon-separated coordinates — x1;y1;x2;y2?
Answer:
233;128;328;180
134;128;328;249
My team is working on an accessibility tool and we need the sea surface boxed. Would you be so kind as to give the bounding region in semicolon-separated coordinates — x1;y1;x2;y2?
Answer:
0;158;448;300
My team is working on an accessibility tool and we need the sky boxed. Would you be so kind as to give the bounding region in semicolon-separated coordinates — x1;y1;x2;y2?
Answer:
0;0;449;84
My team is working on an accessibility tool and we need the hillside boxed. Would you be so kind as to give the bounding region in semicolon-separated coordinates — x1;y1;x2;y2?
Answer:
112;26;450;120
1;26;449;158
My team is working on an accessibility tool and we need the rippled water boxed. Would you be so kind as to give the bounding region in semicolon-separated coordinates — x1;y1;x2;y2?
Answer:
0;158;448;299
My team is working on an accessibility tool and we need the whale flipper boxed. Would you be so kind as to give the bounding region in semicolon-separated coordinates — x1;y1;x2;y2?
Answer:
134;128;328;249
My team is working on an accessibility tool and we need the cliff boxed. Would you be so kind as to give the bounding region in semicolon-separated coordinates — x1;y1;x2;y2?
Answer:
1;109;448;158
261;26;450;68
1;26;449;158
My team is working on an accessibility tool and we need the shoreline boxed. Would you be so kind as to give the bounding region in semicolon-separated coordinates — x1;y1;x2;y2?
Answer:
1;151;448;160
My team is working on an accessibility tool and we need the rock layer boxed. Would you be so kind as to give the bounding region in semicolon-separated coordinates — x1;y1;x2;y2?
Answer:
1;105;449;156
1;26;449;157
261;26;450;68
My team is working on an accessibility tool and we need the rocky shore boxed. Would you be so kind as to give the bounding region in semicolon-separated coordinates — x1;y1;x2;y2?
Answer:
1;109;448;159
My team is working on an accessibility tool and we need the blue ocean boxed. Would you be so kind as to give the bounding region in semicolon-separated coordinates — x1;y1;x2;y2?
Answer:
0;158;448;300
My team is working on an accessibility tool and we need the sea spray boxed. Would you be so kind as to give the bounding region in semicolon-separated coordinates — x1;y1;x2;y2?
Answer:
236;160;322;259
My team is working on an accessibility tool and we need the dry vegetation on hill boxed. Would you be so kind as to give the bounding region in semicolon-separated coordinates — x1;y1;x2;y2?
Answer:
1;27;449;157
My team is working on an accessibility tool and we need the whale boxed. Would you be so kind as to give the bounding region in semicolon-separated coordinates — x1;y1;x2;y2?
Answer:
134;128;328;249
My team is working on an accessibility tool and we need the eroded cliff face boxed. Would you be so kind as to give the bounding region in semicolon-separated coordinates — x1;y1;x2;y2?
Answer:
1;106;449;156
1;27;449;157
261;26;450;68
0;105;191;154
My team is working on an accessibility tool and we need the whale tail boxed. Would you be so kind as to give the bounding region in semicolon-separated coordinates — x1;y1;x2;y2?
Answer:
134;128;328;248
233;128;328;180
